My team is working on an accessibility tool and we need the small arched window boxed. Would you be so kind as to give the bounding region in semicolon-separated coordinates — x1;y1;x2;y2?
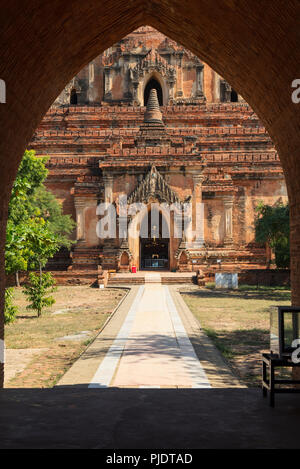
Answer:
70;89;78;105
230;89;238;102
144;78;163;106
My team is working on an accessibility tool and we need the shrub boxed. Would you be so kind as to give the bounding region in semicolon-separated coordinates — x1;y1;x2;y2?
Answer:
24;272;56;317
4;288;18;324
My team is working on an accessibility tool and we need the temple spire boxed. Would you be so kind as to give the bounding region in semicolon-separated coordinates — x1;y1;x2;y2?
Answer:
144;88;163;124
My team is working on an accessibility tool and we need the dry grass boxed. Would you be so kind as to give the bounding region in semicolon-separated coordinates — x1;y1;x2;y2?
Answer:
5;285;126;388
181;286;291;387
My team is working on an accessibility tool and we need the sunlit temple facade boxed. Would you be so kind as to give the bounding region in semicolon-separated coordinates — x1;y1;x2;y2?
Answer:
29;26;287;278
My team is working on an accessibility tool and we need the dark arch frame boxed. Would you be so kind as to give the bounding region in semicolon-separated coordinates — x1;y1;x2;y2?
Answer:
0;1;300;387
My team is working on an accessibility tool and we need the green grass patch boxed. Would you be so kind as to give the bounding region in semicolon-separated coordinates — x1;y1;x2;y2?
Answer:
238;284;290;292
182;287;291;387
5;285;125;388
203;327;234;359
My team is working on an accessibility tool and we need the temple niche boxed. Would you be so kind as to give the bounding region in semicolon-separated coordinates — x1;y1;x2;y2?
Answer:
29;26;287;278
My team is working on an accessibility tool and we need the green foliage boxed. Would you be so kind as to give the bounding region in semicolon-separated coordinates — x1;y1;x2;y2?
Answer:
25;218;60;271
29;186;75;249
5;150;75;278
8;150;48;224
4;288;18;324
24;272;56;317
5;220;29;275
255;202;290;268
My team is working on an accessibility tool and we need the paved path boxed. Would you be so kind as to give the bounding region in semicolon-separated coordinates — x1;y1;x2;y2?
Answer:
90;281;210;388
58;276;241;388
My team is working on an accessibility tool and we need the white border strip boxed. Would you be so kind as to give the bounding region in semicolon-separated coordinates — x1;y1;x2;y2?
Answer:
0;339;4;364
89;286;144;388
164;286;211;388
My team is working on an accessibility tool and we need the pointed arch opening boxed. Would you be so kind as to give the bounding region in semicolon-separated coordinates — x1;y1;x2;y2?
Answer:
70;89;78;105
144;78;163;106
139;204;170;270
230;89;238;102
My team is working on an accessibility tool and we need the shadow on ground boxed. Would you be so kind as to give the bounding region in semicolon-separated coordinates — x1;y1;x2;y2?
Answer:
1;387;300;448
181;289;291;302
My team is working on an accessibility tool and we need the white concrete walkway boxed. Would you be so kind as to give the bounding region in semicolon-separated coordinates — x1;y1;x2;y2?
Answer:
89;277;211;388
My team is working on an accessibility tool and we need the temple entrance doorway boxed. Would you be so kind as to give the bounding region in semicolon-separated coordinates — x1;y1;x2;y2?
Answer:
144;78;163;106
139;206;170;270
140;238;169;270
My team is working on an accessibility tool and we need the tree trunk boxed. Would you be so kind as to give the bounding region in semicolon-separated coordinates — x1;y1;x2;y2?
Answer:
15;270;20;287
38;261;42;317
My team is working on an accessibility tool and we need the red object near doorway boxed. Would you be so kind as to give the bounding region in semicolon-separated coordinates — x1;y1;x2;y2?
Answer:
131;266;137;273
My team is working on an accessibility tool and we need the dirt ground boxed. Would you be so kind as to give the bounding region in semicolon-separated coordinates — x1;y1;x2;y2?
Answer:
181;286;291;387
4;286;127;388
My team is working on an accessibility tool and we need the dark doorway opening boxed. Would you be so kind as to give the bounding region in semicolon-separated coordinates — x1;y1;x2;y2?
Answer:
230;89;238;102
139;209;169;270
70;89;78;105
140;238;169;270
144;78;163;106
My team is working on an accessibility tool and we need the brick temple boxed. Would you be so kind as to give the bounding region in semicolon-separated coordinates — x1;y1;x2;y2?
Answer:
29;26;287;280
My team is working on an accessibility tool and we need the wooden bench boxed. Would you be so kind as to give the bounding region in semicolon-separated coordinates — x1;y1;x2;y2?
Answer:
262;352;300;407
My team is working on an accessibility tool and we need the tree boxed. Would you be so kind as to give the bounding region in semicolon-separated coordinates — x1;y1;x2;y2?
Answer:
5;221;29;278
25;218;60;277
8;150;48;225
5;150;75;284
28;186;75;249
255;202;290;268
24;272;56;317
6;150;50;284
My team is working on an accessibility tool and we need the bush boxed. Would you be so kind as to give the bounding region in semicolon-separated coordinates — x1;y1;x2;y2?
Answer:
4;288;18;324
255;202;290;268
24;272;56;317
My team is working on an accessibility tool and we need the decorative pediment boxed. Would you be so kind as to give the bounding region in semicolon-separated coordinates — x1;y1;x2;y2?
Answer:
131;49;176;84
128;165;181;205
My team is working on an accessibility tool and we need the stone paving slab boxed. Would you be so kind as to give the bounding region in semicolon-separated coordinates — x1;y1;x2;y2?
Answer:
89;286;145;388
112;284;195;387
170;286;244;388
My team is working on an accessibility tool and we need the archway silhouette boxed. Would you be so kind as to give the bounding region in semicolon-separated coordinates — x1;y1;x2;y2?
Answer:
144;78;163;106
0;1;300;387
